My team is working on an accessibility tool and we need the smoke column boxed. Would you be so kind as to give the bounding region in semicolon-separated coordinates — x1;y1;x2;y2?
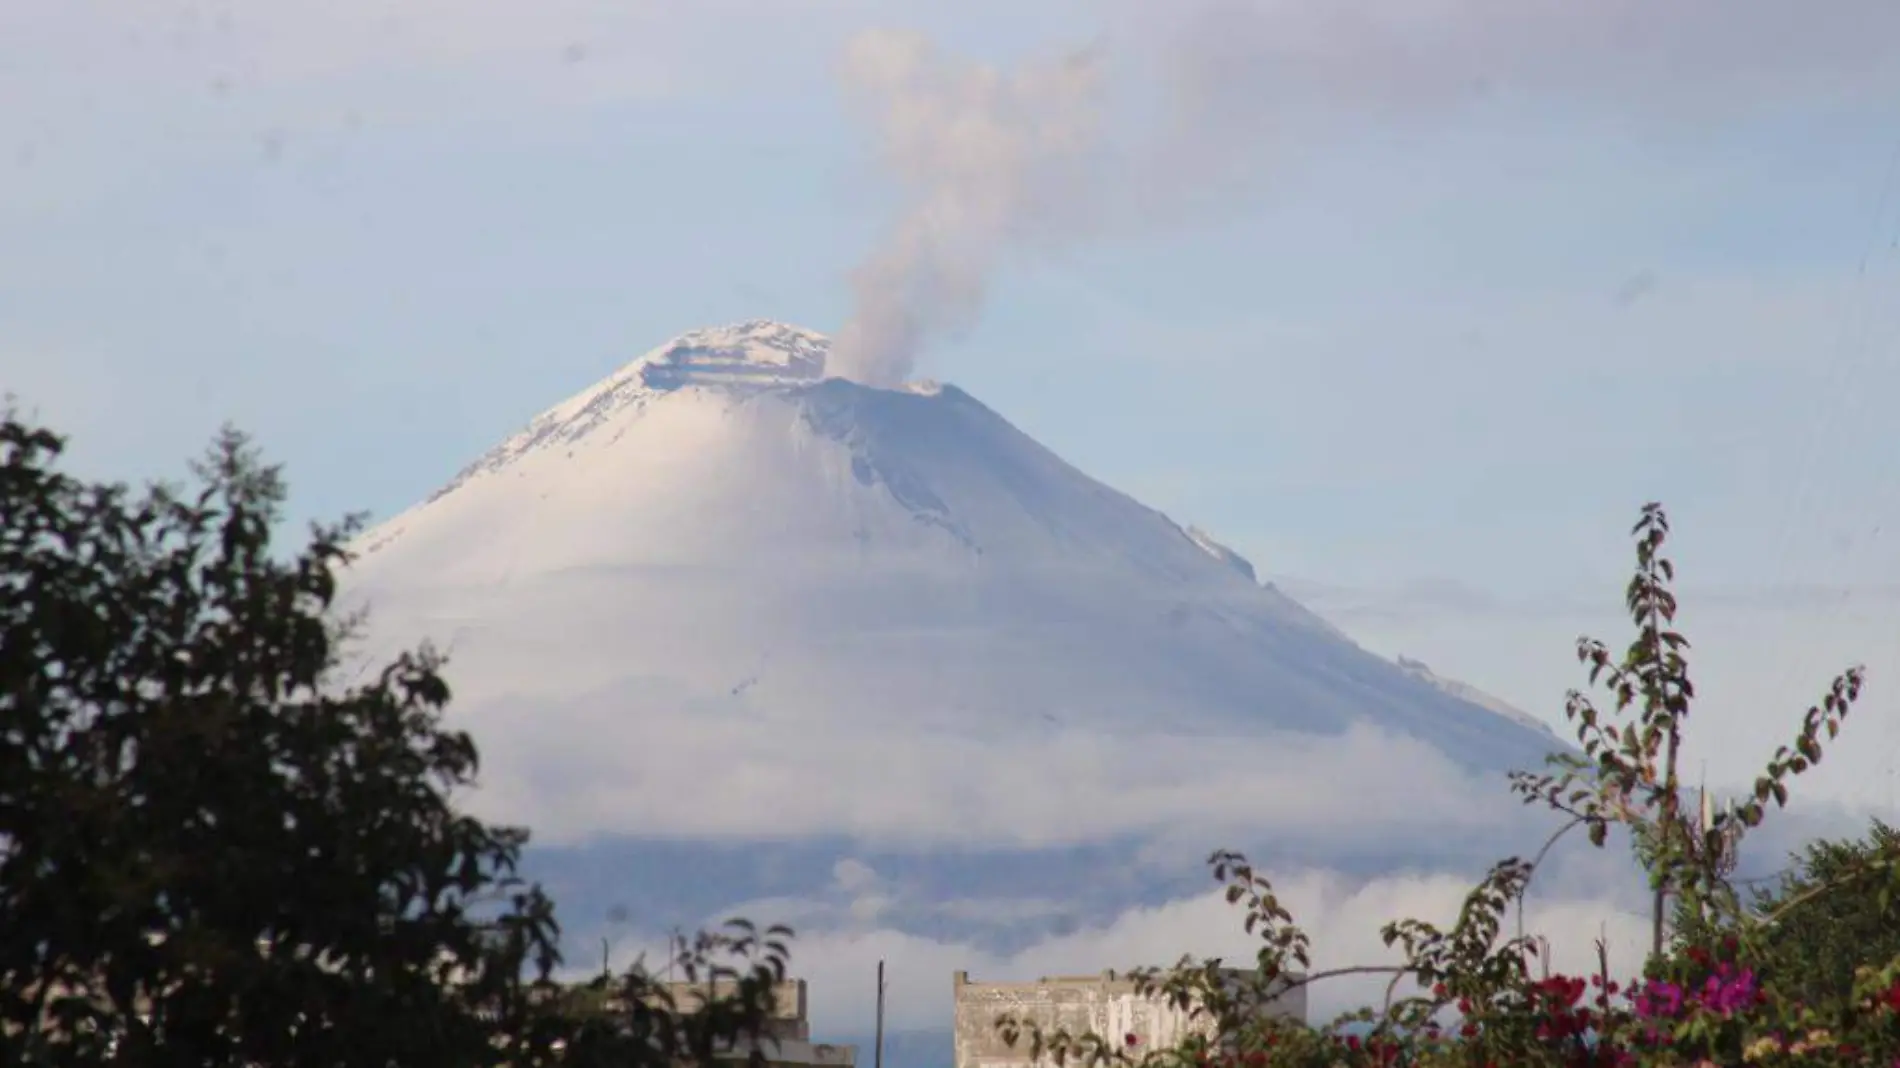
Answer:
826;1;1900;386
826;30;1105;387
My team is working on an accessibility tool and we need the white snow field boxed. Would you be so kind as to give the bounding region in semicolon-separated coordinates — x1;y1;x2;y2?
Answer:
338;320;1562;849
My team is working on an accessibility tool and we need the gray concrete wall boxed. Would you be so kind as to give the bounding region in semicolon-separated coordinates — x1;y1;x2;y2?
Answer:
952;970;1305;1068
661;978;810;1040
654;978;859;1066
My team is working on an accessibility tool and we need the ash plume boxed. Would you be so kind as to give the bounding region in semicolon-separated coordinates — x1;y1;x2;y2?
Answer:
826;30;1106;388
827;1;1900;387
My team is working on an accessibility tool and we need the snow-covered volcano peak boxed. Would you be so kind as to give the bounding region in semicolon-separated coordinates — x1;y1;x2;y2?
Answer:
636;319;831;392
418;321;841;503
343;320;1566;840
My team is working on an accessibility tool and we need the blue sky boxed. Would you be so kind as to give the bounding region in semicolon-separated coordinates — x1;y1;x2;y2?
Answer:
6;0;1900;802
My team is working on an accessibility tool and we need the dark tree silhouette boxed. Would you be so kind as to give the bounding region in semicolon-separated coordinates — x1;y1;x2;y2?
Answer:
0;412;790;1067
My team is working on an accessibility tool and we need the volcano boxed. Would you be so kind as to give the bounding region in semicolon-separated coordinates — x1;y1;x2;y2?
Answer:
336;322;1569;1049
340;320;1557;842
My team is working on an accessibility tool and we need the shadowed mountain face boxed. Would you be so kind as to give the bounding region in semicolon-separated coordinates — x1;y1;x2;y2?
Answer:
335;320;1569;1059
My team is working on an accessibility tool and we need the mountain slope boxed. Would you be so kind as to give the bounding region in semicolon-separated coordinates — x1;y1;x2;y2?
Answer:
338;321;1562;850
1396;655;1558;741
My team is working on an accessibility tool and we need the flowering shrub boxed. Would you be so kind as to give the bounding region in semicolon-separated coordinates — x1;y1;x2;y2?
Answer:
993;505;1900;1068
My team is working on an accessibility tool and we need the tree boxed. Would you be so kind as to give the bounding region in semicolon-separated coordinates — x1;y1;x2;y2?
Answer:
0;413;790;1067
1676;818;1900;1015
1509;503;1862;967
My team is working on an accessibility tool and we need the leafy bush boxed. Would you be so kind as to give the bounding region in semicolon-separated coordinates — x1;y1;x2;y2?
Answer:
996;504;1900;1066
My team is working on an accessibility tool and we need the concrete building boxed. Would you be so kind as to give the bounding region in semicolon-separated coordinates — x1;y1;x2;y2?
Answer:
653;978;857;1068
951;969;1305;1068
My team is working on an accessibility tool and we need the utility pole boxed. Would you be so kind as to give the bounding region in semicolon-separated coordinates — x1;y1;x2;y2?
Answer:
874;960;886;1068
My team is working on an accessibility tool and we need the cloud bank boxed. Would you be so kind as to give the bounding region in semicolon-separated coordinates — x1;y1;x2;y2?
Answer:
748;872;1654;1032
463;707;1536;851
567;795;1874;1037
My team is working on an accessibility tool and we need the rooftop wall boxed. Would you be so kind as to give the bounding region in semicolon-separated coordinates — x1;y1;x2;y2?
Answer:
951;970;1305;1068
658;978;808;1029
649;978;859;1066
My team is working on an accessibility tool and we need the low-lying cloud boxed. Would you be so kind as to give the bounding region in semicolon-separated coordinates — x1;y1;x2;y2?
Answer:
605;862;1645;1033
461;709;1533;850
570;796;1872;1035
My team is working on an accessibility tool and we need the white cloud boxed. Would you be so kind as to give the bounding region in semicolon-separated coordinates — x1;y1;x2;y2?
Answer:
1122;0;1900;129
0;1;867;99
833;858;883;894
12;1;1885;121
455;707;1534;851
576;795;1870;1036
608;865;1655;1034
0;2;671;134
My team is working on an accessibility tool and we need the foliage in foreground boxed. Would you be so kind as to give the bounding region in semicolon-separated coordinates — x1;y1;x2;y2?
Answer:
0;413;792;1067
997;504;1900;1066
1674;817;1900;1025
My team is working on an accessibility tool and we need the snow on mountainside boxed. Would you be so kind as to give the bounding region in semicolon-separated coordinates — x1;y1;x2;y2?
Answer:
414;321;828;508
1182;525;1258;584
1395;656;1558;740
339;320;1564;848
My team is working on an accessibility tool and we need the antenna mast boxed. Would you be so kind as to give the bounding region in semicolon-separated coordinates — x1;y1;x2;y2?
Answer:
875;960;886;1068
